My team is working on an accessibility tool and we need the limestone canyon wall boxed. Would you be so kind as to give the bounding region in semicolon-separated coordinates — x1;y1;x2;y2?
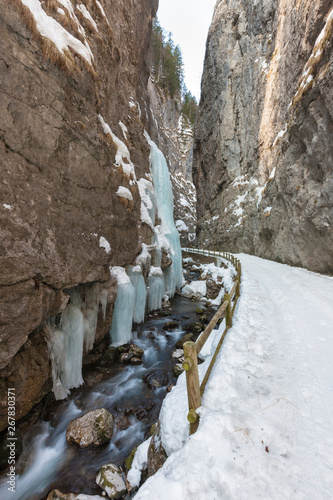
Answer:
0;0;158;430
194;0;333;274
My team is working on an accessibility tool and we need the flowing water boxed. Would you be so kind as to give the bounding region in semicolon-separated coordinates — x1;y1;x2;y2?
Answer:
0;278;213;499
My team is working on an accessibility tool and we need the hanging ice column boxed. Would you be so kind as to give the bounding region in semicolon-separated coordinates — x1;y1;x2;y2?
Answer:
110;267;135;345
145;132;184;297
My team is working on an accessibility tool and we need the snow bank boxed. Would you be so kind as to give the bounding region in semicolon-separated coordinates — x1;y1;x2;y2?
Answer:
127;437;152;488
181;280;206;299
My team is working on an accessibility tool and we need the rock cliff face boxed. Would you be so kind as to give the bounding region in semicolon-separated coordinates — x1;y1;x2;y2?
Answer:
147;79;197;245
0;0;157;430
194;0;333;274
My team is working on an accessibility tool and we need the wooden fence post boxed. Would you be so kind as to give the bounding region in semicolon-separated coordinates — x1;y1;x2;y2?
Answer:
236;276;240;298
224;293;232;327
183;341;201;434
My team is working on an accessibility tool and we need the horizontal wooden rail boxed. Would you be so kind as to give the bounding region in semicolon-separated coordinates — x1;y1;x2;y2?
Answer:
181;248;241;434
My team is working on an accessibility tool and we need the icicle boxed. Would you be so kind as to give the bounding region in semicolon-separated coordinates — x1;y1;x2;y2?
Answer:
82;284;100;353
127;265;147;324
100;289;109;321
44;288;85;400
147;267;165;312
45;284;112;400
110;267;135;345
60;299;85;390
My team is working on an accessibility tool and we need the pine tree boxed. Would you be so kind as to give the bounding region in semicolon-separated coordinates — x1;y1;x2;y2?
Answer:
181;89;198;125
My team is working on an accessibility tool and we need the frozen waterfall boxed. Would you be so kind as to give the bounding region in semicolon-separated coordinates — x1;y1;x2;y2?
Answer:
145;132;183;295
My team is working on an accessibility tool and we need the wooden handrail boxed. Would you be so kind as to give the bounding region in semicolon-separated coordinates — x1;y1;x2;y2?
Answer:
181;248;241;434
195;300;228;354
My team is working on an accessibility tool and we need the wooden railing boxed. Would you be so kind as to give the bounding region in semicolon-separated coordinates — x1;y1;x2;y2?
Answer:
181;248;242;434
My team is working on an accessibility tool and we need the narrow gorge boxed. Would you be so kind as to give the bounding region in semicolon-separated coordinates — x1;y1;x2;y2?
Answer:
0;0;332;498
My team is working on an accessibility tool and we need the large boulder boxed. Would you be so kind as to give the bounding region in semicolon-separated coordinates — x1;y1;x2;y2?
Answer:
66;409;114;448
96;463;126;499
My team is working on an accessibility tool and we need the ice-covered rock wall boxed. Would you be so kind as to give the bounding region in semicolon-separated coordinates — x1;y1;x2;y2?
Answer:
108;134;184;347
0;0;158;428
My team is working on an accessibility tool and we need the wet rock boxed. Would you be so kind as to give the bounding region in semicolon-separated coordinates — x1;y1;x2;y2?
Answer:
100;347;118;365
130;357;143;365
96;463;126;499
206;276;222;300
66;409;114;448
195;307;206;314
167;383;174;392
130;345;144;358
174;363;184;377
172;348;184;361
46;491;76;500
84;372;104;386
147;421;167;477
119;352;134;363
187;322;204;334
46;491;104;500
175;333;194;349
118;344;144;364
115;413;131;431
142;370;169;389
135;403;156;421
115;402;156;421
164;320;180;330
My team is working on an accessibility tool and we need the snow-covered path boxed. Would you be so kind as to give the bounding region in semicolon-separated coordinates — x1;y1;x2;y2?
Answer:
135;254;333;499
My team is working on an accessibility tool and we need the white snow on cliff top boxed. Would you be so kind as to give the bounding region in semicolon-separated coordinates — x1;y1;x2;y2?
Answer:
20;0;94;65
134;253;333;499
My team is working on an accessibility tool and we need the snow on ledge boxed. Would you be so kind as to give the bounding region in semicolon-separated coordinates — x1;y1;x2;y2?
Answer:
98;115;136;182
20;0;94;65
76;4;98;32
116;186;133;201
99;236;111;254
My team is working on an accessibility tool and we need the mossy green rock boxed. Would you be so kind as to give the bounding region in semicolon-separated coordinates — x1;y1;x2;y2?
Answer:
125;445;138;471
96;463;126;499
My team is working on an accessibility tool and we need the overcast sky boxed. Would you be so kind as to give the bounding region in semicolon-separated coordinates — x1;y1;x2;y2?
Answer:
157;0;217;101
